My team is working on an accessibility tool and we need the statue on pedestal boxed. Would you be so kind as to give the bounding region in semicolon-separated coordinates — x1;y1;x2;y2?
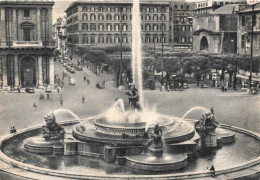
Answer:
151;123;163;150
42;113;65;141
195;107;219;149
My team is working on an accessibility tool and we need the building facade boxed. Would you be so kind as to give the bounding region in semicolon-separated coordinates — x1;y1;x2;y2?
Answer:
196;0;247;14
237;3;260;57
0;1;55;89
53;17;67;57
193;4;247;54
65;1;174;57
172;2;196;48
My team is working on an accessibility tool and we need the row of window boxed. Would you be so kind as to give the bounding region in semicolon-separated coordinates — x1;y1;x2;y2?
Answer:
80;13;167;22
174;18;193;24
174;36;193;43
174;5;190;10
174;25;192;32
81;6;167;13
81;23;167;32
69;35;167;44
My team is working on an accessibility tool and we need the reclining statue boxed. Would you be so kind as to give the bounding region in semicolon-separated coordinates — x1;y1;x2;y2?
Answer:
195;107;219;132
42;113;65;141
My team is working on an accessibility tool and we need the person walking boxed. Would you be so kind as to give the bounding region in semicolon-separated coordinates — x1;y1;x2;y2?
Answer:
33;102;37;110
60;96;63;106
82;95;85;103
46;93;50;100
84;76;86;81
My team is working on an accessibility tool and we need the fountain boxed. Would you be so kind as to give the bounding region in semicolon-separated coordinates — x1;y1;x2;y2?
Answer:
0;0;259;179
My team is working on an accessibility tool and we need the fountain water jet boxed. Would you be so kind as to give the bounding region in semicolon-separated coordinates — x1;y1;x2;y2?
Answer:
132;0;144;107
53;108;81;122
181;106;209;120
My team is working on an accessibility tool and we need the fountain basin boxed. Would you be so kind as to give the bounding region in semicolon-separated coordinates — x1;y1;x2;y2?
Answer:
125;153;188;171
23;137;63;154
0;117;259;179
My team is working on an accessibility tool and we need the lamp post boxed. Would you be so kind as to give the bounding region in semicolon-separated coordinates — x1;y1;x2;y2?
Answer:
249;4;255;89
118;7;124;89
161;14;164;85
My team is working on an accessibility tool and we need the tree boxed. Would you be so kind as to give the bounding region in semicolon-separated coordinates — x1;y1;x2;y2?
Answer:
183;56;211;86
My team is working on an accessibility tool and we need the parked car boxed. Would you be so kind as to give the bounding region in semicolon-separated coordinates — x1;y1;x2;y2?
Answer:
69;78;75;85
25;87;34;93
75;65;83;71
183;83;189;89
66;66;75;73
63;62;68;67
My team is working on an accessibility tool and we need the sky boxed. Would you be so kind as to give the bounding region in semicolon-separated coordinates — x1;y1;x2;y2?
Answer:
53;1;74;23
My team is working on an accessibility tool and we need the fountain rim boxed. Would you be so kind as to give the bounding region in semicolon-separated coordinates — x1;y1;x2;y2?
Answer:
0;115;259;179
93;114;174;130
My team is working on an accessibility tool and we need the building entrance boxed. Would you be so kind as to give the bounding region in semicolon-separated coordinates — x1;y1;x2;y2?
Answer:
21;57;36;87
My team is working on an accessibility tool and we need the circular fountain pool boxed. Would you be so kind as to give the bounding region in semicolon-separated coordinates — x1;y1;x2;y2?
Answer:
0;115;259;179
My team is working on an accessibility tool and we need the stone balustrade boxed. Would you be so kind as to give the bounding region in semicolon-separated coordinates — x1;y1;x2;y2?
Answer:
13;41;43;47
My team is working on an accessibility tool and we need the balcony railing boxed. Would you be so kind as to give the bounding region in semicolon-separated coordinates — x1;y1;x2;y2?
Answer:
13;41;43;47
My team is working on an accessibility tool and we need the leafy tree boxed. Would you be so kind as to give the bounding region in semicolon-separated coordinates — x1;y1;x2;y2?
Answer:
182;56;211;86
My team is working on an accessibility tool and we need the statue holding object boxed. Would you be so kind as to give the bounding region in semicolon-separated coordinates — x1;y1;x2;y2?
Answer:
42;113;65;141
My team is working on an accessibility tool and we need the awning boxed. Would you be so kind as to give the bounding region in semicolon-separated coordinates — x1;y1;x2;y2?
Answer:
236;74;260;82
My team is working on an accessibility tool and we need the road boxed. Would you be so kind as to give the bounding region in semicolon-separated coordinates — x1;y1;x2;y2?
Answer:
0;61;259;136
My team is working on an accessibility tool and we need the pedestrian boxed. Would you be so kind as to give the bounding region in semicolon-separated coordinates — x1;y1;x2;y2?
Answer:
87;79;90;85
17;86;21;93
84;76;86;81
60;96;63;106
33;102;37;110
208;165;216;177
82;95;85;103
46;93;50;100
12;126;16;134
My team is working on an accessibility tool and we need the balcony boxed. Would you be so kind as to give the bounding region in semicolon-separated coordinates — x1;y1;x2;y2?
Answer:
13;41;43;47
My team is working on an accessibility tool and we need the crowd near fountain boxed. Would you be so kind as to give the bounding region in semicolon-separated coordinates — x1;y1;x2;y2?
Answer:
0;0;259;179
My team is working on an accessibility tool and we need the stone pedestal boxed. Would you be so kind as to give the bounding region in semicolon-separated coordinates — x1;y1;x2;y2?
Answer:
64;139;78;155
104;146;116;163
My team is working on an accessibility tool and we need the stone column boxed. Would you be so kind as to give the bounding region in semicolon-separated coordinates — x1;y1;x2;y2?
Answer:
13;8;17;41
0;8;6;46
2;56;8;87
49;56;54;87
14;55;19;88
37;8;41;41
48;8;53;46
38;55;44;88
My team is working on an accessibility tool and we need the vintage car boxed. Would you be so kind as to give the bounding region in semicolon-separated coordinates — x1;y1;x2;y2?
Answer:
69;78;75;85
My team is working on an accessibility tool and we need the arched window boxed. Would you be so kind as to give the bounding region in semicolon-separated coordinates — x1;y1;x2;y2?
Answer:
145;24;150;31
161;14;166;21
82;35;88;44
153;24;158;31
106;14;112;20
114;24;120;31
106;36;112;43
98;36;104;43
90;36;95;43
146;15;151;21
90;14;96;20
153;15;158;21
123;24;127;31
114;14;120;21
107;24;112;31
98;14;104;20
82;14;88;20
123;14;128;21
